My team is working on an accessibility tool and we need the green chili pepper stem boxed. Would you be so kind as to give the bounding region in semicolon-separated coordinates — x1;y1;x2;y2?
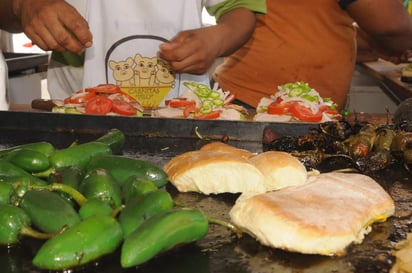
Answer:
20;225;59;240
111;204;125;218
207;216;243;238
31;167;56;178
29;183;88;206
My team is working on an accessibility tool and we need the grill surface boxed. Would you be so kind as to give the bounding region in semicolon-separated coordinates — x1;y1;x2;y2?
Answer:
0;111;411;273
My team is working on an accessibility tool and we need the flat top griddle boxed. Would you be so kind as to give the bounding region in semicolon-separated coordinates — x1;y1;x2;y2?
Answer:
0;111;411;273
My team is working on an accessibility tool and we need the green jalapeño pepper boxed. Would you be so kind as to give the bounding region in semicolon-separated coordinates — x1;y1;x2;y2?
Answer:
49;141;112;172
0;176;47;207
78;198;114;220
0;182;13;205
121;208;209;268
0;141;55;158
79;168;122;208
95;128;126;154
0;204;54;245
32;215;123;270
48;165;83;205
118;189;174;237
0;159;47;185
87;155;168;187
121;175;158;203
3;148;50;173
20;189;81;233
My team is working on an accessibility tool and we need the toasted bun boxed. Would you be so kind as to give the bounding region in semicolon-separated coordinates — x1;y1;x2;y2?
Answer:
163;150;266;195
200;142;254;159
391;233;412;273
249;151;307;191
230;172;395;256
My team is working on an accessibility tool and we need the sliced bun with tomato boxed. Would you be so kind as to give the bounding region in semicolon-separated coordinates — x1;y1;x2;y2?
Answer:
163;150;267;195
230;172;395;256
53;84;144;116
152;81;247;120
254;82;341;123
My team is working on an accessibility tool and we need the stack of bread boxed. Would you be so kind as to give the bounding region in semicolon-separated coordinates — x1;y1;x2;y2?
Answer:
163;142;395;256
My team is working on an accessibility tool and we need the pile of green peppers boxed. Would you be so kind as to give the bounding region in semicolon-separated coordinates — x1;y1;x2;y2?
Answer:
0;128;210;271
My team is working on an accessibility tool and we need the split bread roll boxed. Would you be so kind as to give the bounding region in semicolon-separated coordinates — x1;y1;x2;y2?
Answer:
230;172;395;256
164;143;308;195
390;233;412;273
249;151;307;191
164;150;267;194
199;142;254;159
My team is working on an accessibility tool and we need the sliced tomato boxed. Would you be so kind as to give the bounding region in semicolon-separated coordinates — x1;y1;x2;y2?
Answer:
267;101;293;115
166;98;196;108
86;84;121;94
289;102;323;122
111;99;137;116
319;105;339;116
85;96;113;115
183;105;198;118
194;110;220;119
224;94;236;105
64;91;96;104
183;104;220;119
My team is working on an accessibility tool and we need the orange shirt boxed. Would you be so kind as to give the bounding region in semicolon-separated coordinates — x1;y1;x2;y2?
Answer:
213;0;357;109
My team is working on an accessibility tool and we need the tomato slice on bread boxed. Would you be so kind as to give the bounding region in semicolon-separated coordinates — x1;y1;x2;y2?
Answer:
166;98;196;108
111;99;137;116
85;96;113;115
195;110;220;119
64;91;96;104
86;84;121;94
183;105;220;119
267;101;293;115
289;102;323;122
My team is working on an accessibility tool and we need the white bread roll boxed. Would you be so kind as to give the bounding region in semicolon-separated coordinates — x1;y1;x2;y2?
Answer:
163;150;267;195
199;142;254;159
249;151;307;191
230;172;395;256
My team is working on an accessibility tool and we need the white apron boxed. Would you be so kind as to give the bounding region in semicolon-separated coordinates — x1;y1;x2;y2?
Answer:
0;52;9;110
81;0;212;107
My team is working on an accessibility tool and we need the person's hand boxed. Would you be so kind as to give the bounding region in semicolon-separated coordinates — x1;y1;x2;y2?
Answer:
158;27;222;75
13;0;92;52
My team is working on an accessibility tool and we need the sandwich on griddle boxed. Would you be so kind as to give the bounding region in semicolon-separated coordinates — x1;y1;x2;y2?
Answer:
230;172;395;256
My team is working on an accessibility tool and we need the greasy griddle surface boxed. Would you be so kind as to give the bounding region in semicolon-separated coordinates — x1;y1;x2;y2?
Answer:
1;128;411;273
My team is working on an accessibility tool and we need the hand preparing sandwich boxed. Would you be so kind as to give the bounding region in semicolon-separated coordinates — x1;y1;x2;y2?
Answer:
163;141;395;256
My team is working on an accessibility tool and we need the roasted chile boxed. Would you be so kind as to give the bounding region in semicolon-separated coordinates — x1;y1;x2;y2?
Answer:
264;119;412;172
263;120;352;154
391;130;412;170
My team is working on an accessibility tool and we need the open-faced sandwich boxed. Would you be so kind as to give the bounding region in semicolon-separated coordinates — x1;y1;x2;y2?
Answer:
152;82;249;120
51;84;144;116
254;81;341;123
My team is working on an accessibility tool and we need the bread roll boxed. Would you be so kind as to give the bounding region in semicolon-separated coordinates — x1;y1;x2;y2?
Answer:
199;142;254;159
249;151;307;191
390;233;412;273
230;172;395;256
163;150;267;194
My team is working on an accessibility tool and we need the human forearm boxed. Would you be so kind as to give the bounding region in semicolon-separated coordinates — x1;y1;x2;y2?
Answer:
348;0;412;55
158;7;256;74
213;7;256;57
